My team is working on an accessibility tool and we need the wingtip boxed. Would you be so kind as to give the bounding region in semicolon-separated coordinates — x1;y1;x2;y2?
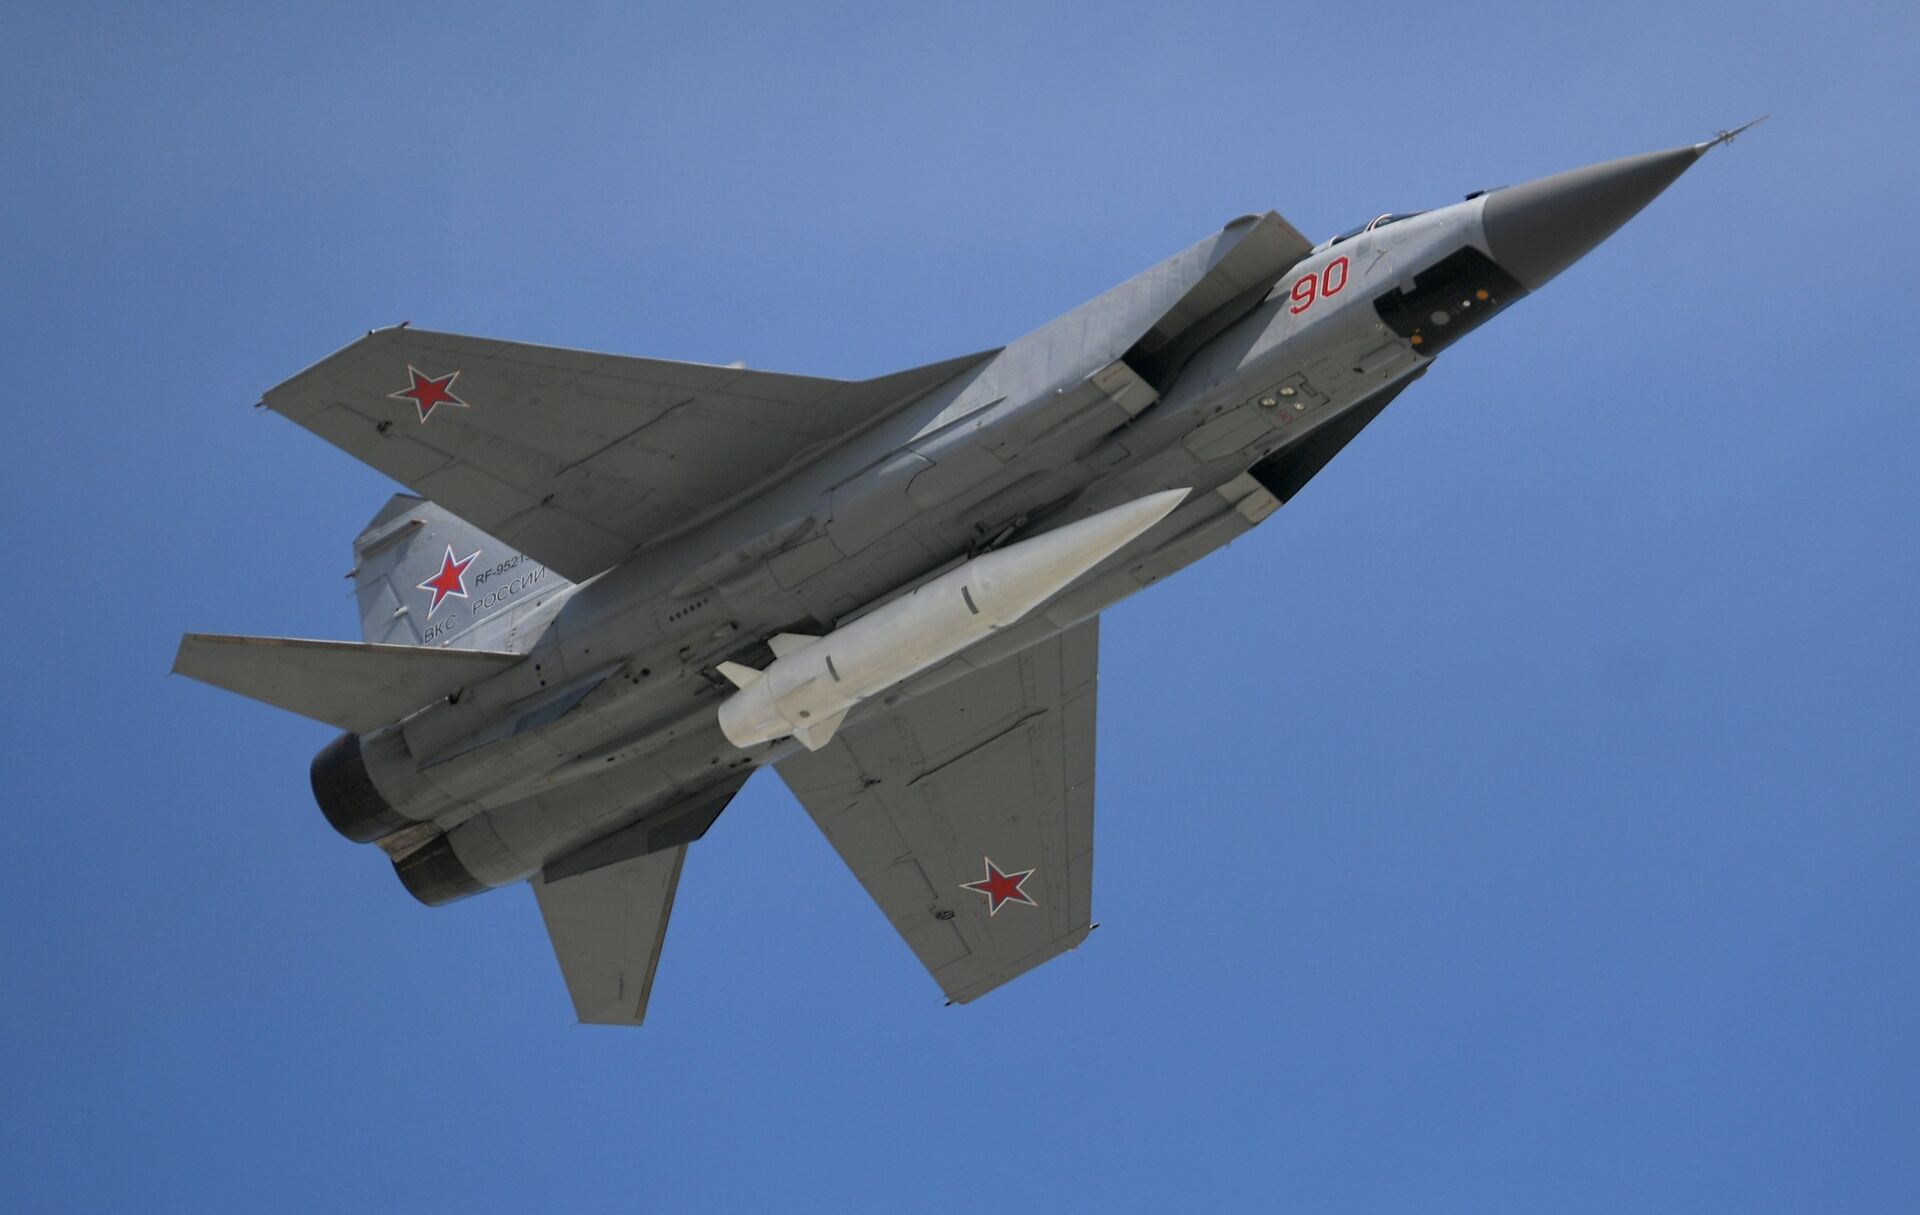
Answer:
170;632;214;676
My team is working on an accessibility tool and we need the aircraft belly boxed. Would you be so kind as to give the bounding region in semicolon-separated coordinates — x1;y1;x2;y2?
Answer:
491;799;583;874
452;405;1282;869
443;813;517;885
439;740;740;889
1182;407;1277;461
767;533;844;590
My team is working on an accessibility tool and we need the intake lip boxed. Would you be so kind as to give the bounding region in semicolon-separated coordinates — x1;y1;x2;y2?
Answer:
1480;145;1702;290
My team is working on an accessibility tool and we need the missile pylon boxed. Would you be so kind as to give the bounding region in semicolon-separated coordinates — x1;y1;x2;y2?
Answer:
716;488;1189;751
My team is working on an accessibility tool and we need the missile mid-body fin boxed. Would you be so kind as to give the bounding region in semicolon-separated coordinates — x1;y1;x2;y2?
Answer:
792;708;849;752
766;633;820;659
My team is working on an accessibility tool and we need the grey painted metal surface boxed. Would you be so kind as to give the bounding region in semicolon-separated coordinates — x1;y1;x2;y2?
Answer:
175;135;1739;1024
533;844;687;1026
777;620;1099;1004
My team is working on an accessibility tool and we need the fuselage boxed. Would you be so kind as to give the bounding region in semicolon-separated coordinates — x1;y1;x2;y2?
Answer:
314;142;1713;904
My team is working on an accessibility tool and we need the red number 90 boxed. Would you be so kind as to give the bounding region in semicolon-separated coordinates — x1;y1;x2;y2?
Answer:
1321;255;1349;297
1289;274;1317;314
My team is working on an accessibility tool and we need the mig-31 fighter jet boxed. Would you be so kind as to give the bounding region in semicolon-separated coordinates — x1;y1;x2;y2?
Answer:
177;128;1755;1025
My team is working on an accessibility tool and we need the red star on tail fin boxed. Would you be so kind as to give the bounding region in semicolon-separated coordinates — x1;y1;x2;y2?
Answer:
418;545;480;616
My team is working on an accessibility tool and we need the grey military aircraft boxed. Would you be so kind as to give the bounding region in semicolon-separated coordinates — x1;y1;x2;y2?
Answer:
177;130;1753;1025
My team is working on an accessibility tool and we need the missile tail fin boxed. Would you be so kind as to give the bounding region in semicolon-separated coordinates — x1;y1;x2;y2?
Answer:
715;661;763;690
766;632;819;658
792;708;849;752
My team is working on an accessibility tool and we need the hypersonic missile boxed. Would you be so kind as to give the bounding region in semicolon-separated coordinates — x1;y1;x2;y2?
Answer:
716;488;1190;751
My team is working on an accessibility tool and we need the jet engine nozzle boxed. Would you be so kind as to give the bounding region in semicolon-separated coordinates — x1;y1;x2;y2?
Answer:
310;731;413;844
1480;145;1702;290
391;832;488;906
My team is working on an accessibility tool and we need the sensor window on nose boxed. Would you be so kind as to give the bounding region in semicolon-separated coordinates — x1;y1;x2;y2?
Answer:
1373;247;1526;356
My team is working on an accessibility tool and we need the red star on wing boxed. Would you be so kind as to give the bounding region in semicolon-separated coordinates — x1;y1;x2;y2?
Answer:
959;857;1038;916
417;545;481;617
389;366;469;422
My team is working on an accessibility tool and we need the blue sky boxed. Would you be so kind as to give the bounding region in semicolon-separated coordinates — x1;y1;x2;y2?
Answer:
3;2;1915;1210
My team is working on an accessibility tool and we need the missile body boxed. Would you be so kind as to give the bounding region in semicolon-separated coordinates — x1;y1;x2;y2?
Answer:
716;488;1189;751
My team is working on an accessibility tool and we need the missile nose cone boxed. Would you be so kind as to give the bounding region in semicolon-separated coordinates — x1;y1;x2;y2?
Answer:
1126;487;1191;528
978;488;1190;608
1034;488;1189;563
1480;145;1702;290
1078;487;1190;552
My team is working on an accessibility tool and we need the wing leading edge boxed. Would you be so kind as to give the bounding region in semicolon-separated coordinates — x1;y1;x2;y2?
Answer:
775;620;1099;1004
263;329;994;581
172;633;522;734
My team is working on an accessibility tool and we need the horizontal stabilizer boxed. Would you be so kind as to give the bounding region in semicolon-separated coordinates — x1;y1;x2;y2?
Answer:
173;633;522;734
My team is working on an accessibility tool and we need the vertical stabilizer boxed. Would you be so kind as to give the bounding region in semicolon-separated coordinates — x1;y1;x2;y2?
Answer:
351;495;572;649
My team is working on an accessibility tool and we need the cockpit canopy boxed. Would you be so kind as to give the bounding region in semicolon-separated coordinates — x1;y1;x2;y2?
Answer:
1327;211;1427;247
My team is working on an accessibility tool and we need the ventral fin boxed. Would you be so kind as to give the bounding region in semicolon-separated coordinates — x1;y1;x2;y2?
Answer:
766;632;820;659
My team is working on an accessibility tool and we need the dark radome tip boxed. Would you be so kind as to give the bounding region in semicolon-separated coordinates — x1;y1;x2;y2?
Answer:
1480;145;1703;290
310;731;413;844
392;834;487;907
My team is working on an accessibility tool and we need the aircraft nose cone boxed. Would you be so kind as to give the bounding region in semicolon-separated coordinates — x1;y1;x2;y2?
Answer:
1481;145;1702;290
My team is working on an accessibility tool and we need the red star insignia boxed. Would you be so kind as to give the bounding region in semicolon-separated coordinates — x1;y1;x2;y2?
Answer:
389;366;469;422
959;857;1038;916
417;545;480;616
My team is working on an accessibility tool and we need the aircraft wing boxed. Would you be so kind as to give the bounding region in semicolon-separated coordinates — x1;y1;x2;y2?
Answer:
263;328;992;581
775;619;1098;1004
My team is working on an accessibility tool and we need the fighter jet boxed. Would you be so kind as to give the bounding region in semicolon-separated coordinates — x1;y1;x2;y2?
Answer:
176;130;1752;1025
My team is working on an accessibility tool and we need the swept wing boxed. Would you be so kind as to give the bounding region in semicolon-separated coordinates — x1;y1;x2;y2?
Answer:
775;620;1098;1004
263;328;993;580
